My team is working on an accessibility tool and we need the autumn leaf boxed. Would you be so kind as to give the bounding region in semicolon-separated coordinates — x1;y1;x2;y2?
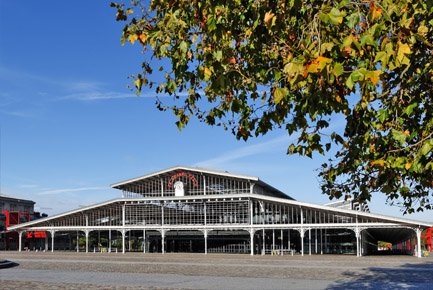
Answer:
365;70;382;85
264;11;275;24
397;42;411;65
204;67;212;81
274;87;288;104
370;2;383;20
138;34;147;43
307;56;332;73
370;159;386;168
128;34;139;44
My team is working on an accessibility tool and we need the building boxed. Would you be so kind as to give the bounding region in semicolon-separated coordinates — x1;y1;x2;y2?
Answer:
8;166;433;256
0;194;47;250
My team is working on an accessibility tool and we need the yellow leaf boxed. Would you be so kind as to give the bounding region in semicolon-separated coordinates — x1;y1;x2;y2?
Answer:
204;67;212;81
397;42;411;64
366;70;382;85
139;34;147;43
418;25;428;36
405;162;412;170
128;34;138;45
307;56;332;73
370;159;386;168
264;11;275;24
335;95;342;103
370;3;382;20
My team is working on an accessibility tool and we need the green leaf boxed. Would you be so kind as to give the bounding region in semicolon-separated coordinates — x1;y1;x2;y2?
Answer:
391;129;407;145
179;41;188;54
204;67;212;81
213;50;223;62
333;63;344;77
377;109;388;123
403;103;418;116
420;141;432;156
346;12;359;29
360;34;376;47
328;8;346;25
274;87;288;104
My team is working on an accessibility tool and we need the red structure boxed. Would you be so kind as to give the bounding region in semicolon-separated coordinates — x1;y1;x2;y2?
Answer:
1;210;46;250
422;228;433;252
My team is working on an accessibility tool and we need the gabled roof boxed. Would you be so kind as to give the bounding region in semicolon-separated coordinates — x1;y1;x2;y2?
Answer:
111;166;294;200
111;166;259;188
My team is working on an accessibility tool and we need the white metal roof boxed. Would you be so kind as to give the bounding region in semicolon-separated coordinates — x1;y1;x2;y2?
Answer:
8;193;433;231
110;166;259;188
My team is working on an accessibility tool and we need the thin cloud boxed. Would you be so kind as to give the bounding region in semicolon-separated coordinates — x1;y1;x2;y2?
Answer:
194;134;296;168
60;91;136;101
17;184;40;189
37;186;106;196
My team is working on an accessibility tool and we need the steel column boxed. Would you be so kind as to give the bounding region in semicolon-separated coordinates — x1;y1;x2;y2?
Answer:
416;228;422;258
250;231;254;256
143;229;146;253
51;230;55;252
161;230;165;254
108;229;112;253
272;229;275;254
18;231;22;252
300;230;305;256
204;230;208;255
85;230;89;253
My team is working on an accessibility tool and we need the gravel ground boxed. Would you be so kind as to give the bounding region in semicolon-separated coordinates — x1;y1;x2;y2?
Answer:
0;252;432;289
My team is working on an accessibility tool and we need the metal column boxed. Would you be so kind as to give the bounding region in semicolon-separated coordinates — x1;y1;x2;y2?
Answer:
250;231;254;256
143;229;146;253
355;229;360;257
122;230;126;254
204;230;208;255
272;230;275;254
18;231;22;252
308;229;311;255
51;230;55;253
161;230;165;254
315;229;318;254
108;229;112;253
300;230;305;256
416;228;422;258
85;230;89;253
45;233;48;251
280;229;283;254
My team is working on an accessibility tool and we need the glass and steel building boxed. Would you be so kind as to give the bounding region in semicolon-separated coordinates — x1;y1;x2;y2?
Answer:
8;166;432;257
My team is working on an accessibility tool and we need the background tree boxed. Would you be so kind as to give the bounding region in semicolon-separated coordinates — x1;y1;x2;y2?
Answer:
112;0;433;213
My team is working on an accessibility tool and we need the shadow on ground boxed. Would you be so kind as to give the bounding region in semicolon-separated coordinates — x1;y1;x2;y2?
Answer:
327;261;433;289
0;260;19;269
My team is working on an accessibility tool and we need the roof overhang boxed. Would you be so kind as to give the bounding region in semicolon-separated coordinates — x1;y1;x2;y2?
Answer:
8;193;432;231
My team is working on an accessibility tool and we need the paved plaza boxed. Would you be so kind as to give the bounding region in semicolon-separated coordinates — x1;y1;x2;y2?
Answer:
0;252;432;289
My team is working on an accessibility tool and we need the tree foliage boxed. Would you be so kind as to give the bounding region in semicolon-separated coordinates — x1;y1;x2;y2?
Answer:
112;0;433;213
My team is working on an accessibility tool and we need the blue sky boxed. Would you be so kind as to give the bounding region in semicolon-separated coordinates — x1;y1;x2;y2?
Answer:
0;1;431;222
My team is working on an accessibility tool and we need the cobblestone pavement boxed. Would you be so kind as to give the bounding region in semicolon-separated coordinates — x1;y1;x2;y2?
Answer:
0;252;432;289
